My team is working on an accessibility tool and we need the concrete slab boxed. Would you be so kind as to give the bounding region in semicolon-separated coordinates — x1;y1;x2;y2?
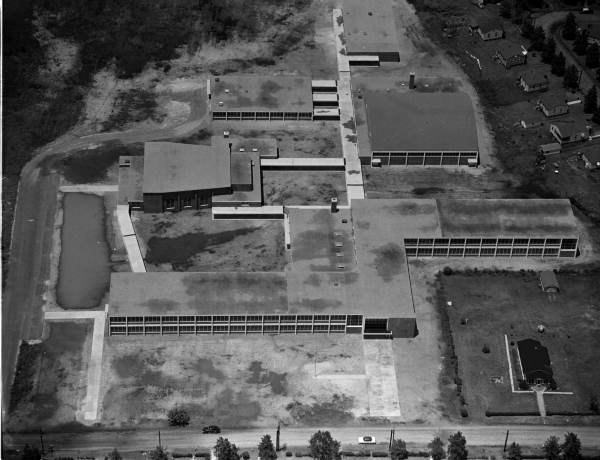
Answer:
363;340;402;417
59;185;119;193
123;235;146;272
261;158;345;169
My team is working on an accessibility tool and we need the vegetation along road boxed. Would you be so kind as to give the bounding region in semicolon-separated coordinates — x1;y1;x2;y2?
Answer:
4;425;600;452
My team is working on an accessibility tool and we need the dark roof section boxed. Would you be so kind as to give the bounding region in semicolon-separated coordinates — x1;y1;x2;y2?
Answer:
118;156;144;204
364;90;478;152
142;141;231;194
517;339;553;381
342;0;399;54
520;70;549;85
496;42;526;57
551;120;586;138
230;153;253;187
539;270;559;291
479;18;504;34
211;76;313;112
539;93;568;108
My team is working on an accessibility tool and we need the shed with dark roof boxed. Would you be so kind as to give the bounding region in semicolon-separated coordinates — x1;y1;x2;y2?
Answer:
517;339;554;386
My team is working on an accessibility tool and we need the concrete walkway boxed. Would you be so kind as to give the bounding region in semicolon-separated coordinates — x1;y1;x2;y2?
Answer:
116;205;146;272
363;340;402;418
260;158;345;170
44;307;108;421
212;205;285;219
333;9;365;203
535;388;547;417
59;184;119;193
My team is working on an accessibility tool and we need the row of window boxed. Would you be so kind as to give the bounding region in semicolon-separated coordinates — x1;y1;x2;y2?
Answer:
212;111;313;121
405;247;576;258
372;152;478;166
109;314;363;325
109;323;352;336
404;237;578;249
163;194;211;211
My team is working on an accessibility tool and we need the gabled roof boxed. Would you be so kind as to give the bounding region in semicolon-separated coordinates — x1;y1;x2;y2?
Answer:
539;93;568;109
517;339;553;380
479;18;504;34
551;120;586;138
520;70;549;85
497;42;526;57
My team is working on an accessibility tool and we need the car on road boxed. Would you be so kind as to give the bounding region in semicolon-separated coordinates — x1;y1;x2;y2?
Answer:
202;426;221;434
358;436;376;444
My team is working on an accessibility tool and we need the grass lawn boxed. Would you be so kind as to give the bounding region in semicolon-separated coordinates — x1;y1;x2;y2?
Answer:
7;321;92;430
133;210;286;272
262;171;347;206
437;269;600;421
99;335;369;428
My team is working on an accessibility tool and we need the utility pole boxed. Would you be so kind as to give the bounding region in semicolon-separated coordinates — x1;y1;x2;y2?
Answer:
503;429;510;452
388;429;395;452
39;429;45;455
276;422;281;451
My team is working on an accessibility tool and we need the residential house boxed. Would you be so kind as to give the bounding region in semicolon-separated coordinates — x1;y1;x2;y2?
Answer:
537;94;569;118
517;339;555;387
495;43;527;68
550;121;588;144
478;18;504;40
519;71;549;93
582;150;600;169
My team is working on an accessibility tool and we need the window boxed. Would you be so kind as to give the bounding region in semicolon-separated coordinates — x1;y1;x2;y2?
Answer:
496;248;511;256
513;238;529;246
181;195;194;208
264;315;279;323
281;325;295;333
213;316;228;323
330;324;346;332
464;247;480;256
545;239;561;246
314;315;329;323
144;316;160;323
559;250;576;258
214;325;229;333
264;325;279;333
230;325;245;333
110;326;126;335
110;317;126;324
297;325;312;332
280;315;296;323
314;325;329;332
297;315;313;322
162;316;177;323
247;315;262;323
418;239;434;246
180;316;195;323
433;247;448;256
164;198;177;210
561;239;578;250
128;316;143;323
247;325;262;333
466;238;481;246
434;238;449;246
404;238;418;246
347;315;362;326
480;248;495;256
145;326;161;334
530;238;545;246
543;248;559;257
330;315;346;322
196;316;211;323
405;248;417;257
180;325;195;334
449;248;464;257
528;248;543;256
497;238;512;246
230;316;245;323
482;238;497;246
128;326;144;334
196;326;211;333
417;248;433;257
512;248;527;256
162;325;177;334
450;238;465;246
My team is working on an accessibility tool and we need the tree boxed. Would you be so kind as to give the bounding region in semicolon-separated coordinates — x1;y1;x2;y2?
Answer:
428;437;445;460
309;431;341;460
543;436;561;460
501;0;512;19
563;12;577;40
530;26;546;51
258;435;277;460
584;86;597;113
447;432;468;460
591;395;600;413
574;29;589;56
215;438;240;460
21;445;41;460
542;37;557;63
148;446;169;460
563;64;580;89
592;105;600;124
108;449;123;460
167;406;190;427
586;43;600;68
507;443;522;460
551;52;566;76
561;432;582;460
390;439;408;460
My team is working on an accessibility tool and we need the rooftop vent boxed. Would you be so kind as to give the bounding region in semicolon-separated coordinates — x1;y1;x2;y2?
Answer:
223;130;230;138
225;89;230;93
218;101;224;106
336;264;345;270
252;148;258;152
239;148;245;152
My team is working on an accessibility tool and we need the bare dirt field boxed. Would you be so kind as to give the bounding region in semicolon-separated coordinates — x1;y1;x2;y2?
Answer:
99;335;369;428
7;321;92;430
436;268;600;422
133;210;286;272
262;171;347;206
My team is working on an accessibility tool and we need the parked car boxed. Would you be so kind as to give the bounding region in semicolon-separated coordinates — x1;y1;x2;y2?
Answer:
358;436;376;444
202;425;221;434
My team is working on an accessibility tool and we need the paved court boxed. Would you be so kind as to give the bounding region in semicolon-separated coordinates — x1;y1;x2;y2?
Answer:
363;340;402;418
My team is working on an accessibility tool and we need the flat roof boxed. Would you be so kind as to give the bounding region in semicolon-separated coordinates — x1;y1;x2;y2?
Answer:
365;90;478;152
118;156;144;204
436;199;579;238
342;0;399;54
211;76;313;112
213;152;262;205
230;137;278;158
142;141;230;194
230;153;252;186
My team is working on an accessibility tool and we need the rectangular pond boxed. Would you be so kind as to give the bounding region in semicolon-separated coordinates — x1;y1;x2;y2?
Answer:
57;193;111;309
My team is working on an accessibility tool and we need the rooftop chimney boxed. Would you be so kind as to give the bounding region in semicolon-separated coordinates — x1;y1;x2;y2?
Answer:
409;72;416;89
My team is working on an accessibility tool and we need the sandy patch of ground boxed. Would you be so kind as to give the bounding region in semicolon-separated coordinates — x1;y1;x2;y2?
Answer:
99;335;369;428
262;171;348;206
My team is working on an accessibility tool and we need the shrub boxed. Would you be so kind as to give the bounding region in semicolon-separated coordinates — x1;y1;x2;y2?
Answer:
482;344;490;354
242;452;251;460
518;379;530;390
287;452;293;457
167;406;190;427
341;452;354;457
373;452;388;457
443;266;453;276
460;406;469;417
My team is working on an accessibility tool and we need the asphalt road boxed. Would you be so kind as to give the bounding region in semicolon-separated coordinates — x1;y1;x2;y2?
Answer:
4;425;600;453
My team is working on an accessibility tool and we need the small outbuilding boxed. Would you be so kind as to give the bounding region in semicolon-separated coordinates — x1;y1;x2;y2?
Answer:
550;121;588;144
478;18;504;41
537;94;569;118
539;270;559;293
538;143;561;156
517;338;555;387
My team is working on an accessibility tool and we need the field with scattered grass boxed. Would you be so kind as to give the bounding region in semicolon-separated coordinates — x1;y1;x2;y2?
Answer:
262;171;347;206
133;210;286;272
436;268;600;421
99;335;369;428
7;321;92;430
